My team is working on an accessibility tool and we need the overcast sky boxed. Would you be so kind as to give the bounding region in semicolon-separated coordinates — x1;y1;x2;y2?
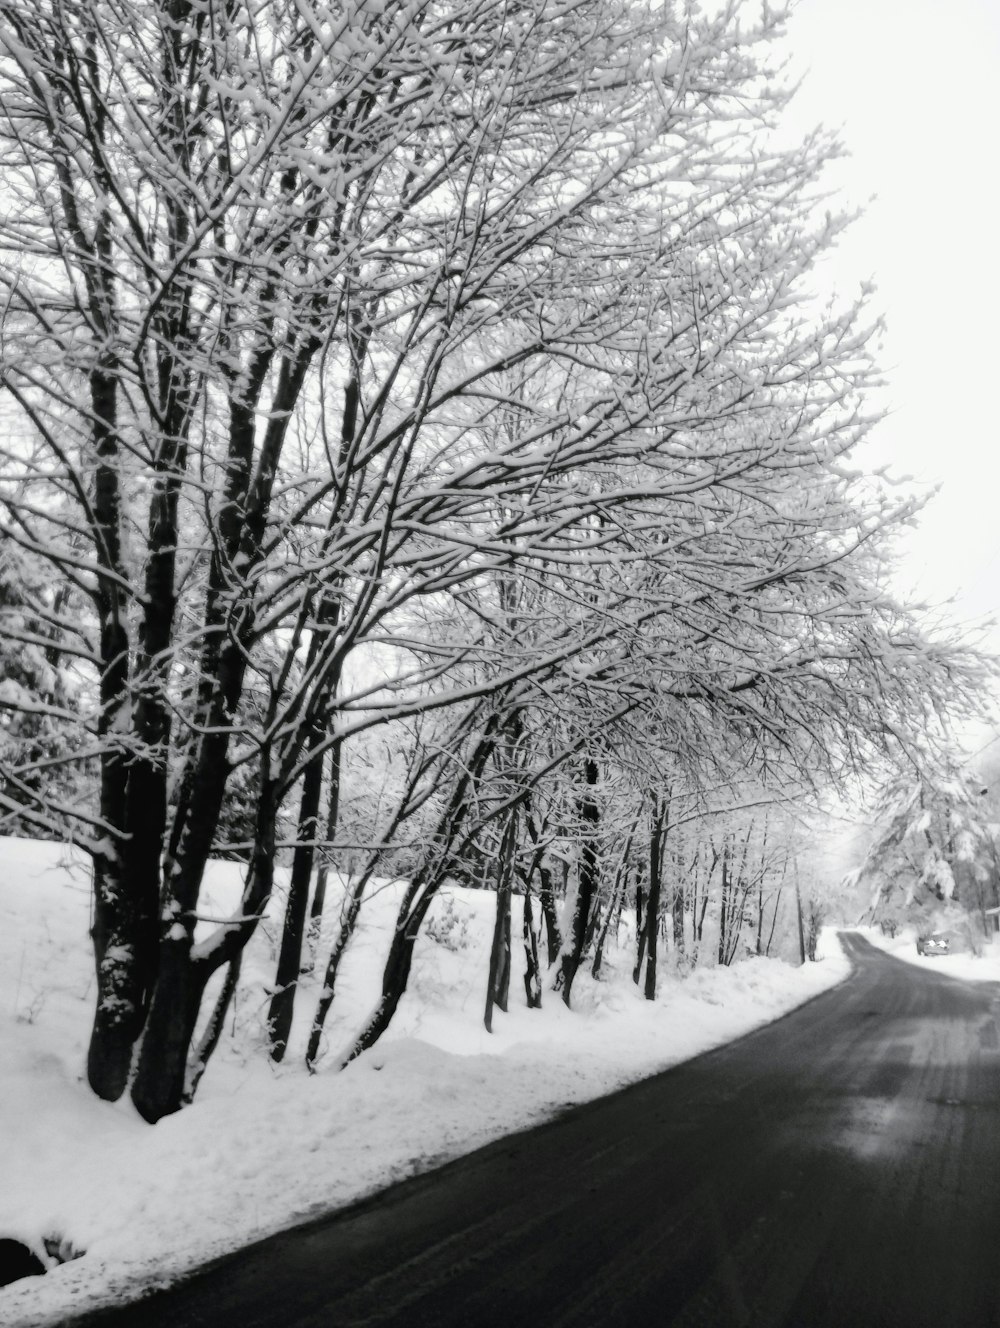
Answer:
784;0;1000;634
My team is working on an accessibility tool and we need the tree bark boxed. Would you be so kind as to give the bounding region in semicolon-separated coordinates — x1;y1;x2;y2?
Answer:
183;953;241;1105
718;841;730;967
304;741;342;975
131;765;280;1121
269;718;326;1060
525;813;561;964
795;865;807;966
538;863;561;966
593;821;635;980
633;879;647;983
643;794;668;1001
558;757;600;1006
522;886;543;1008
765;879;784;956
305;867;367;1071
130;939;211;1124
484;814;515;1032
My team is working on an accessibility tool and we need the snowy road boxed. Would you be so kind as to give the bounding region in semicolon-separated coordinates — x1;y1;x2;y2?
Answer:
69;934;1000;1327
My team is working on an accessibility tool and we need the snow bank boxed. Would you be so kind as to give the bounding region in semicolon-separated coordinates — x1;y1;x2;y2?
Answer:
0;837;850;1326
861;924;1000;982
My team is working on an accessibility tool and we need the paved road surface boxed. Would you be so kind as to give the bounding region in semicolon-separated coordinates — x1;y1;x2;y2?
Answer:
71;934;1000;1327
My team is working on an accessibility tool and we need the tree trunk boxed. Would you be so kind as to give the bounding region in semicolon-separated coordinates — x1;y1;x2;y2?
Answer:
269;719;326;1060
671;863;685;959
87;682;142;1099
765;881;784;956
81;166;141;1103
522;886;543;1008
525;812;560;964
756;879;765;955
593;830;634;980
305;869;368;1071
130;940;210;1124
633;880;646;983
304;740;342;974
485;814;515;1031
87;845;142;1102
558;757;600;1006
718;841;730;966
583;895;603;955
643;794;668;1001
184;953;241;1105
131;763;279;1120
538;863;561;965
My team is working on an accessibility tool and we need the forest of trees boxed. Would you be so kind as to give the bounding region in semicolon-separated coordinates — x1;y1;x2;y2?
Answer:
0;0;986;1121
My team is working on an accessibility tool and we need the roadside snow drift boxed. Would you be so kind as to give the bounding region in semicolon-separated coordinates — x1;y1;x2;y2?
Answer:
862;925;1000;982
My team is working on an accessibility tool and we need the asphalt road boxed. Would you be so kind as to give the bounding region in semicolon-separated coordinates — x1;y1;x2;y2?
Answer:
71;933;1000;1328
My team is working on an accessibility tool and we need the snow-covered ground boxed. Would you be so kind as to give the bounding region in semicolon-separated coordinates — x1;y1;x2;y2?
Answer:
1;836;851;1327
861;924;1000;982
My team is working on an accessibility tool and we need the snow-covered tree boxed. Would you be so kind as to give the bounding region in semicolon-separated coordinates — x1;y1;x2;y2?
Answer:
0;0;984;1116
852;757;996;928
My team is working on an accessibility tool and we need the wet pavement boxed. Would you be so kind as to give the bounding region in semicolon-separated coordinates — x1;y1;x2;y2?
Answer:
70;933;1000;1327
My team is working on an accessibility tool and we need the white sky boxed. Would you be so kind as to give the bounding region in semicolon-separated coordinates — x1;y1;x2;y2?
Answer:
784;0;1000;632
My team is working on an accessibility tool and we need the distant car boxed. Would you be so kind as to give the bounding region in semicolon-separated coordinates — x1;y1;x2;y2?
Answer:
916;932;950;957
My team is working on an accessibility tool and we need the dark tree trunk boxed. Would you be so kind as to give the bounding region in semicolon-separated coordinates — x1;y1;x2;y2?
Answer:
558;757;600;1006
634;791;666;998
697;887;709;945
485;814;516;1031
127;358;314;1115
522;886;542;1008
84;288;140;1101
525;812;560;964
87;500;139;1092
593;823;635;980
121;509;182;1067
722;827;754;966
269;719;326;1061
643;794;668;1001
484;889;509;1031
131;766;279;1121
671;847;685;957
87;845;139;1102
130;940;210;1124
592;873;623;979
121;161;195;1062
537;863;561;965
304;740;342;975
718;842;730;966
696;847;716;950
765;882;784;956
583;895;602;954
756;879;765;955
633;879;646;983
183;952;241;1105
305;867;368;1070
592;901;612;979
795;870;807;965
672;883;685;956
